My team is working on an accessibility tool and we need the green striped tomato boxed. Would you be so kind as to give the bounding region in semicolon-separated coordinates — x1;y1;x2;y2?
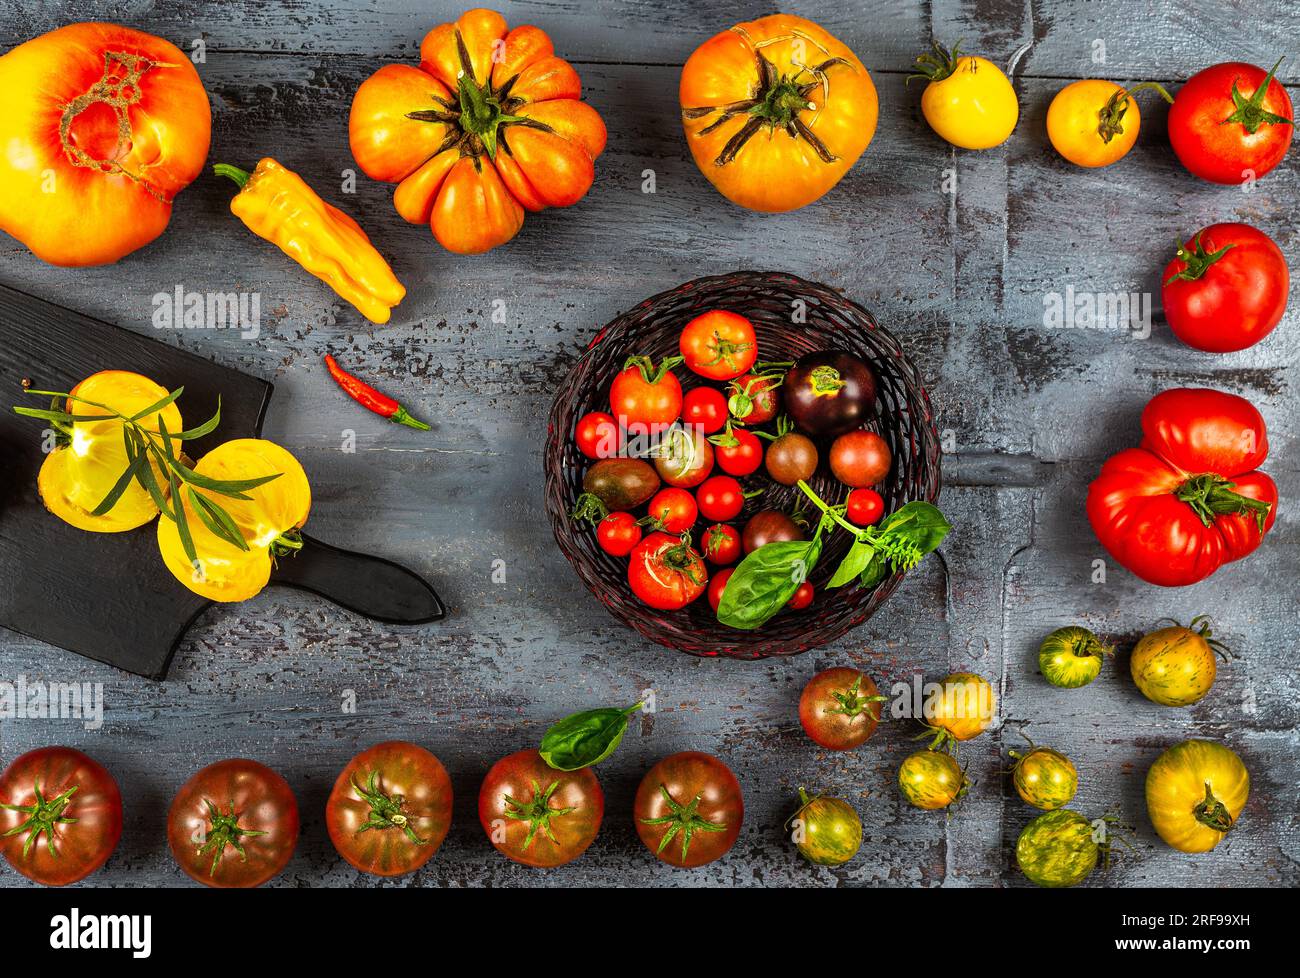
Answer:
1011;746;1078;811
1038;626;1112;688
792;789;861;866
898;750;967;810
1016;809;1099;887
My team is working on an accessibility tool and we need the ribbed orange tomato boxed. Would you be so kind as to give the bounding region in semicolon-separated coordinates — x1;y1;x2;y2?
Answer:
0;23;210;266
680;15;877;212
349;8;606;254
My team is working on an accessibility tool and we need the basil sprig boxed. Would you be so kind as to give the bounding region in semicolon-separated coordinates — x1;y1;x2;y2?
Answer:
716;481;951;630
540;701;644;771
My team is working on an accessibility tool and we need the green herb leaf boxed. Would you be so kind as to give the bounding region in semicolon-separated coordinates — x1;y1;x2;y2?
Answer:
188;487;250;552
717;523;826;630
130;430;173;519
828;537;875;588
877;501;952;553
169;456;280;499
89;450;146;516
175;397;222;441
128;387;183;422
859;552;889;589
540;702;644;771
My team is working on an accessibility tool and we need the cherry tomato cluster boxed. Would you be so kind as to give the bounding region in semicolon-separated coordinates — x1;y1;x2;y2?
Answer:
573;311;896;620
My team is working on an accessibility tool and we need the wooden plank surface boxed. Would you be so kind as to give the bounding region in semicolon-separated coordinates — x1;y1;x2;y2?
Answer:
0;0;1295;888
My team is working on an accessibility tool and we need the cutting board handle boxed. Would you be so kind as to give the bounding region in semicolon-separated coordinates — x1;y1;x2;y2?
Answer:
270;533;446;625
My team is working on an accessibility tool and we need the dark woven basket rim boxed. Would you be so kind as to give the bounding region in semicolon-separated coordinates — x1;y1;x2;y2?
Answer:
544;271;942;660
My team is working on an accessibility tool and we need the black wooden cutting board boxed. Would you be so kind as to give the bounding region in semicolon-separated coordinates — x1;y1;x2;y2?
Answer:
0;284;444;679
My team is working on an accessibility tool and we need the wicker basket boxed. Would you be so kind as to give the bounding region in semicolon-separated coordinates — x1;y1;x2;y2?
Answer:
544;271;942;659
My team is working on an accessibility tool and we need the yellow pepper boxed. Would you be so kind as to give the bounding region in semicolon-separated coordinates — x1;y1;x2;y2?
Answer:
215;158;405;324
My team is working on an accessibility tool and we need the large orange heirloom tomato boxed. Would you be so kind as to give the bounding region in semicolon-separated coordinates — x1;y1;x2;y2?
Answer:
680;15;877;212
0;23;211;266
157;439;311;603
348;8;606;255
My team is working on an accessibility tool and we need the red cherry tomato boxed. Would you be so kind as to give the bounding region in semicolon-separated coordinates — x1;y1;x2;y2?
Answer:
682;387;729;434
712;427;763;476
727;373;780;424
646;487;698;534
846;488;885;526
679;310;757;381
829;430;891;487
1162;223;1289;353
1169;60;1294;185
707;567;735;612
702;523;741;565
696;475;747;522
575;411;620;459
610;356;683;432
787;581;814;610
628;532;707;610
653;425;714;488
597;512;642;556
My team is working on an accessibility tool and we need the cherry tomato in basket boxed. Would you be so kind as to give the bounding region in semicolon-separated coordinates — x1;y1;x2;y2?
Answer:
742;510;804;554
646;488;698;534
712;427;764;477
575;411;620;459
696;475;747;522
682;387;728;434
679;311;757;381
610;356;683;432
727;372;780;425
830;430;891;487
787;581;814;610
628;532;707;611
765;432;819;486
846;488;885;526
654;425;714;488
707;567;734;611
597;512;642;557
702;523;741;565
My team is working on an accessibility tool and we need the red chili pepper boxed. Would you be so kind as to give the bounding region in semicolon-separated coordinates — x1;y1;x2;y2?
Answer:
324;354;429;430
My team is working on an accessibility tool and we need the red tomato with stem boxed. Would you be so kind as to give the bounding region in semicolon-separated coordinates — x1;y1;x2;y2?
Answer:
634;752;743;868
574;411;620;458
479;750;603;868
597;512;642;556
167;758;299;888
1169;59;1293;185
628;532;707;610
653;425;714;488
679;310;757;381
1087;388;1277;586
696;475;749;522
711;426;763;476
0;747;122;886
325;742;453;877
707;566;734;611
846;488;885;526
702;523;741;565
727;372;781;424
682;386;729;434
799;667;886;750
1162;223;1289;353
610;355;683;431
646;487;698;534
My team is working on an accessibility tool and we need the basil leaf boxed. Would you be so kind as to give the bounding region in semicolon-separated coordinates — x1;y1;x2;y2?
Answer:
717;529;825;630
540;702;643;771
828;537;875;588
879;501;952;554
859;552;888;589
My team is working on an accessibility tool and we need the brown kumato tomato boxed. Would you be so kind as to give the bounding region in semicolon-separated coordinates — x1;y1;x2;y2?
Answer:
635;751;743;868
765;432;819;485
799;667;886;750
830;430;891;487
742;510;804;553
479;749;603;868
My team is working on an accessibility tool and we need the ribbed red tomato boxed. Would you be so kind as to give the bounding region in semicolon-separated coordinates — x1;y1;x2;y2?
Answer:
1087;388;1277;586
627;531;707;610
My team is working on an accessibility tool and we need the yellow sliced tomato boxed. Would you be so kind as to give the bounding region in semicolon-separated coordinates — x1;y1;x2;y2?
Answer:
157;439;311;602
37;371;182;532
1146;739;1249;853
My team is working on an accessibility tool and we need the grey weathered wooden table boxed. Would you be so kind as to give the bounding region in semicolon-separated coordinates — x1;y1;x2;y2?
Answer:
1;0;1296;888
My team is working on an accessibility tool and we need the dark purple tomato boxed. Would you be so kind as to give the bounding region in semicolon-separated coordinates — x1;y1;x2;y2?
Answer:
783;352;877;439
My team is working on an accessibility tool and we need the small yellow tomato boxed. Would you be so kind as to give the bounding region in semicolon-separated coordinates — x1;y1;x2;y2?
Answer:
157;439;311;602
1146;740;1248;853
924;671;997;744
37;371;182;532
1047;79;1172;168
1011;745;1078;811
911;40;1018;149
898;749;967;811
1130;618;1228;707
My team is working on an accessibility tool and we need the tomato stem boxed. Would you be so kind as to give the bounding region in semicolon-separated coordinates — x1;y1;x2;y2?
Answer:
0;780;79;859
1193;781;1236;834
197;799;269;877
502;779;576;851
908;39;963;84
1223;57;1293;134
350;772;428;846
1097;82;1173;143
638;784;728;861
1173;473;1271;531
1164;232;1235;285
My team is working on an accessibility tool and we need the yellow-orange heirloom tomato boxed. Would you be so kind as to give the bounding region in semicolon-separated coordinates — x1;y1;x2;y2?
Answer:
38;371;182;533
0;23;211;266
924;672;997;744
680;15;878;212
157;439;311;603
1047;80;1172;168
348;8;607;255
1146;740;1248;853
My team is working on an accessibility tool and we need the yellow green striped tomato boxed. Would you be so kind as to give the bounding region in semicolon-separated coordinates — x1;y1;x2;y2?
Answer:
1011;746;1078;811
898;750;967;810
1038;626;1112;688
1130;621;1225;707
1016;809;1099;887
791;789;861;866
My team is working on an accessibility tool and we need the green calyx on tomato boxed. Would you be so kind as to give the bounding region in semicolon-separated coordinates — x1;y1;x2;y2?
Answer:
638;784;728;861
502;780;577;852
727;366;787;421
828;674;888;720
806;364;847;396
1174;473;1272;531
655;531;705;583
1193;780;1236;833
0;780;78;859
540;702;644;771
622;354;684;387
1164;232;1236;285
907;39;963;84
197;799;269;877
1223;57;1292;134
569;492;610;526
348;772;428;846
1097;82;1173;142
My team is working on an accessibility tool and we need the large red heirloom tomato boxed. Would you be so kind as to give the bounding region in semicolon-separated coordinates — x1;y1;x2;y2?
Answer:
680;14;877;212
0;23;211;266
349;8;606;254
1087;389;1277;587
